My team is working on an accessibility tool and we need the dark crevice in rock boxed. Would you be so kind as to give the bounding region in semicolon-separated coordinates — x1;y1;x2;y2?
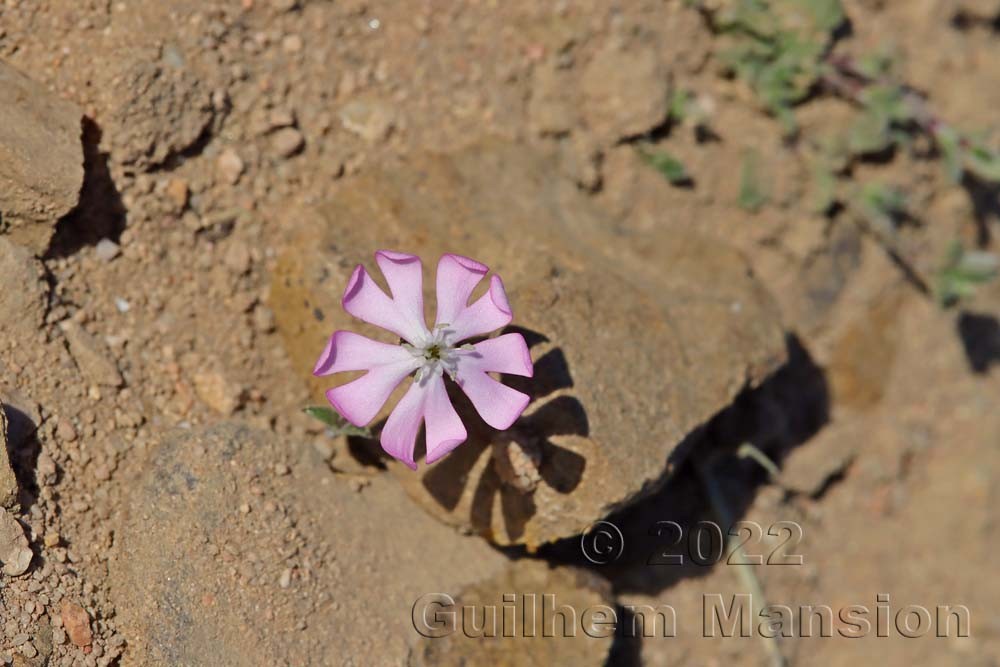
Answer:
45;117;126;260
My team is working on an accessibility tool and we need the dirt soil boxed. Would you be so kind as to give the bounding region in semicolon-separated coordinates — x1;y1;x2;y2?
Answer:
0;1;999;666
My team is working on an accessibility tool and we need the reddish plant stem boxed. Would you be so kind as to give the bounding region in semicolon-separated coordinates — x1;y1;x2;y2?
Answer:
821;53;970;150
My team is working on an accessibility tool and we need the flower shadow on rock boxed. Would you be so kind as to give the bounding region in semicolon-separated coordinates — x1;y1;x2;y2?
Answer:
418;326;587;542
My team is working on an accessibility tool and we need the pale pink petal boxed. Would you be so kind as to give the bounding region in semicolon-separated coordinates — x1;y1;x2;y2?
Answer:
423;375;467;464
342;259;428;345
448;275;513;343
313;330;414;377
379;379;427;470
375;250;427;338
326;356;420;427
468;333;533;377
435;254;489;327
452;365;530;430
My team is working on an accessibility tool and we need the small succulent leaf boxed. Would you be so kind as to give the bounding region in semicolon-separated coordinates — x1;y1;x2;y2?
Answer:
639;149;691;185
304;406;374;438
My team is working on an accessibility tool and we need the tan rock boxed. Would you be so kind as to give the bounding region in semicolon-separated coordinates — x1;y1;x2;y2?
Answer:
827;289;905;410
339;98;395;142
270;141;785;547
411;560;614;666
0;507;31;576
780;420;858;496
216;149;245;185
60;321;123;388
60;601;92;648
0;238;48;336
271;127;305;158
0;62;84;255
110;423;509;665
193;370;242;415
527;61;577;136
581;38;671;142
165;177;189;210
101;61;215;170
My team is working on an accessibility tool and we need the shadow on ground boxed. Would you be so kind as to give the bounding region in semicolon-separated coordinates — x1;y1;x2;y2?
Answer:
533;336;830;665
45;117;126;259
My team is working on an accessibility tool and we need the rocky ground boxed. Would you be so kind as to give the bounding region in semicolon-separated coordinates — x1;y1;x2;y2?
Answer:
0;0;999;665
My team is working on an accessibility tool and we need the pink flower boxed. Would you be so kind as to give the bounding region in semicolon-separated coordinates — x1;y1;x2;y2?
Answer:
313;251;534;470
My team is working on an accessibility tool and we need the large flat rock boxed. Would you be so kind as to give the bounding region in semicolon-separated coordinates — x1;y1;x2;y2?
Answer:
0;61;84;254
110;423;513;665
271;141;786;547
0;237;48;336
410;559;614;666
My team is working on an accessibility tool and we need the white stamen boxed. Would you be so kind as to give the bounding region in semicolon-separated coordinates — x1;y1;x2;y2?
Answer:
408;323;467;385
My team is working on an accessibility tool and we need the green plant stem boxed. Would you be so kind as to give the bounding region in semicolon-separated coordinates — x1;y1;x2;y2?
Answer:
821;54;958;147
697;460;787;667
737;443;782;481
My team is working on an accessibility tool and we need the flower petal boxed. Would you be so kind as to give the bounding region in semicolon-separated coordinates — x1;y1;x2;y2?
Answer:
423;375;467;464
435;253;489;328
342;254;429;345
448;275;513;343
375;250;427;338
325;356;420;427
468;333;533;377
379;379;426;470
379;375;468;469
453;365;530;430
313;330;414;377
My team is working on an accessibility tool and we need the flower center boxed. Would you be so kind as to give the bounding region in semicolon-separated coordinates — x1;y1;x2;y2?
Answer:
404;324;468;384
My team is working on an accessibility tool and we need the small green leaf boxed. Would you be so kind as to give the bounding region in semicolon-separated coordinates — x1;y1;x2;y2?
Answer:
854;50;895;79
799;0;846;32
639;149;691;185
859;84;911;123
935;240;999;307
713;0;843;134
934;126;964;183
847;109;892;156
855;182;906;237
738;150;769;213
966;143;1000;182
669;90;692;122
304;406;373;438
845;85;913;157
812;162;838;213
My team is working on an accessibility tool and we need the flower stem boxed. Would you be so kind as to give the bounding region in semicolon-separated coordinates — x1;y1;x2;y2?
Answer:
696;459;787;667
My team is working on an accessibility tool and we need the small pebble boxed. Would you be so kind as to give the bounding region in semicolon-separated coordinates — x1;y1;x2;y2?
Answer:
60;600;93;648
224;242;252;275
217;149;245;185
94;239;121;262
271;127;304;158
57;417;77;442
165;178;189;209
